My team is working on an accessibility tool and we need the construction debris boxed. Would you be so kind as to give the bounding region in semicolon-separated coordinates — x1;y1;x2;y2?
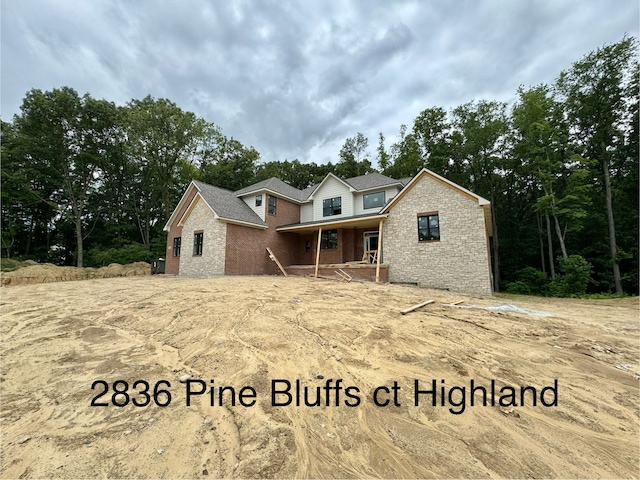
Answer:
400;299;434;315
266;247;288;277
335;269;352;282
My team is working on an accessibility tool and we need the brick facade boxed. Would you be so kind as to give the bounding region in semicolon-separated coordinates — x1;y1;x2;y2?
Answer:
166;172;491;292
179;198;227;277
286;265;388;282
224;197;300;275
297;233;317;265
294;227;377;266
384;175;492;296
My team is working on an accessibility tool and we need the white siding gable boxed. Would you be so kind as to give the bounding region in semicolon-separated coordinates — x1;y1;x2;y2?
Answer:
311;176;353;221
300;202;313;223
241;192;266;221
354;186;401;216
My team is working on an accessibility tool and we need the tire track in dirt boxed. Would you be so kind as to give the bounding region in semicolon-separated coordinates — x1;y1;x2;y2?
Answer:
1;277;638;478
102;320;243;477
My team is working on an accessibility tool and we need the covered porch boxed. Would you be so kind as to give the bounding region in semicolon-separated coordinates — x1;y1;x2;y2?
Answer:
285;263;388;282
276;214;388;282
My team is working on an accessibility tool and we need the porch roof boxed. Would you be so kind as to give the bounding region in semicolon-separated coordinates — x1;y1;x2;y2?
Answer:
276;213;388;233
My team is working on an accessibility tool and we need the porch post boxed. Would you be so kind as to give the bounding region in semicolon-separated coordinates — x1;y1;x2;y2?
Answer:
376;219;383;283
315;227;322;277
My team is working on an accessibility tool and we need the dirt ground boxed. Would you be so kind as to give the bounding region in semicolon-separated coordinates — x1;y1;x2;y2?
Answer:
1;275;638;478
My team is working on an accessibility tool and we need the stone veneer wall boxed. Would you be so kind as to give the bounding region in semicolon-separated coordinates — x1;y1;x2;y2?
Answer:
384;174;492;296
165;186;197;275
179;198;227;277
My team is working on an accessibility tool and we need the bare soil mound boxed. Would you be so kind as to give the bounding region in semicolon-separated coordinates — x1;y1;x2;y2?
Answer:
0;261;150;286
1;276;638;478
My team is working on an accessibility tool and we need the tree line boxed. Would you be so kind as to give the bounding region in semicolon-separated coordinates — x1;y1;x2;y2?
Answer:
2;36;637;295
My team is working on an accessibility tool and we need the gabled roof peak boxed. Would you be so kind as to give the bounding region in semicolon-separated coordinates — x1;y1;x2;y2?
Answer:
342;172;403;191
191;180;266;227
234;177;309;202
380;168;490;214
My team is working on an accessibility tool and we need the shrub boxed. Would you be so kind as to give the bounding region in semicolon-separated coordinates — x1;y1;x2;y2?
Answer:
505;267;550;296
87;243;153;267
0;258;38;272
1;258;25;272
550;255;592;297
505;281;532;294
516;267;549;295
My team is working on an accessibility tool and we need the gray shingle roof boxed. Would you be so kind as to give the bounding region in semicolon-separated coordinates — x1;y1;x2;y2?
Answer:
234;177;308;202
235;172;402;204
193;180;266;227
190;171;405;226
299;184;318;199
277;212;387;229
343;172;403;191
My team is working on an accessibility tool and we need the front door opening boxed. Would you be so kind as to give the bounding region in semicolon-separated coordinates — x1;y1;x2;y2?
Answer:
363;232;379;264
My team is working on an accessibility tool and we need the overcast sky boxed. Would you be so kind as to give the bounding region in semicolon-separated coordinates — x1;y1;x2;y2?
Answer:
2;1;638;165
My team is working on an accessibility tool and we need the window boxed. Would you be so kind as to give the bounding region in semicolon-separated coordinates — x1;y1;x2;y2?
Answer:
173;237;181;257
255;194;262;207
417;213;440;241
268;195;277;215
321;230;338;249
323;196;342;216
363;191;385;209
193;232;203;255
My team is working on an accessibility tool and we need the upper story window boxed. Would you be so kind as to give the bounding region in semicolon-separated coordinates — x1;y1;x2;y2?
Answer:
193;231;204;255
255;194;262;207
268;195;277;215
417;213;440;241
323;196;342;217
363;191;385;209
173;237;181;257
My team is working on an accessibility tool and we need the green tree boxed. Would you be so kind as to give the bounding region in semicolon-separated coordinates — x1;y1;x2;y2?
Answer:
556;36;638;294
412;106;451;173
336;132;374;178
197;126;261;191
1;120;33;258
12;87;119;266
450;100;509;291
93;107;140;249
614;60;639;291
125;96;205;246
376;133;391;172
511;85;572;275
383;124;423;178
254;159;321;190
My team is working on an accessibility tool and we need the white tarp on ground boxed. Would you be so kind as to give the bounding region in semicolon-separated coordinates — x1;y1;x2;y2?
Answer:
448;303;554;317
